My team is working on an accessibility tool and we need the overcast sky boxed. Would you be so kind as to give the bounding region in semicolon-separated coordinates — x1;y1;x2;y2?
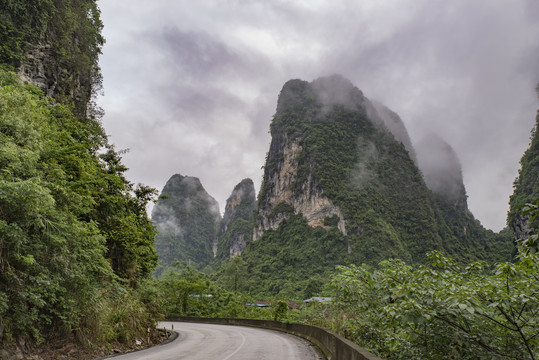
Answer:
97;0;539;231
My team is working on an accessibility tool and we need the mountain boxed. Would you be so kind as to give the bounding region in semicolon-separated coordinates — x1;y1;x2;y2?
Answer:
216;178;257;259
366;100;417;163
152;174;221;274
253;75;441;262
508;110;539;243
241;75;511;297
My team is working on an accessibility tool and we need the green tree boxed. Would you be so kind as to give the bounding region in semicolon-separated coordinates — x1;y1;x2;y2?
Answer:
328;250;539;359
0;68;159;344
216;256;248;292
0;70;111;342
159;262;212;315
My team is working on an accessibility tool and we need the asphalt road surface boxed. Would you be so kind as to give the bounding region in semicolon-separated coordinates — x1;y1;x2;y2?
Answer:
110;322;324;360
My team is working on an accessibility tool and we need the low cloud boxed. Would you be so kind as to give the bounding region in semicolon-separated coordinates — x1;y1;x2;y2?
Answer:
98;0;539;230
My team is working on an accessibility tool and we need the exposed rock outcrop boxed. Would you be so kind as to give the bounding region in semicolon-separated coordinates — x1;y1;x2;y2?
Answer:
17;42;91;118
18;44;53;96
253;133;346;241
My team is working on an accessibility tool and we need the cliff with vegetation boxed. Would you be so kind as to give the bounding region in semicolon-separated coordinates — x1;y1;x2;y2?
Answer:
508;110;539;243
216;178;256;259
0;0;104;118
241;75;512;296
152;174;221;274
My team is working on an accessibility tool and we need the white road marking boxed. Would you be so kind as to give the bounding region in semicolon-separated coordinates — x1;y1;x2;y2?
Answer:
221;330;247;360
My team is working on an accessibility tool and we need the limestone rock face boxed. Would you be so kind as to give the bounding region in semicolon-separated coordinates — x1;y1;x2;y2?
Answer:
217;178;256;257
512;214;532;244
18;44;52;96
17;42;92;118
152;174;221;273
508;111;539;245
252;134;346;241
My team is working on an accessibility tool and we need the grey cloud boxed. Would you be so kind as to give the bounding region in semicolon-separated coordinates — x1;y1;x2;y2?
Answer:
97;0;539;230
415;133;467;207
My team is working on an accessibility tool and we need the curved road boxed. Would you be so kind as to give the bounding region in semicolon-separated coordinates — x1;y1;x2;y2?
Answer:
111;322;324;360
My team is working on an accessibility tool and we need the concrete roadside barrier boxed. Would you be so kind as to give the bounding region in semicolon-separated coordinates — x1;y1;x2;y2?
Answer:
168;317;384;360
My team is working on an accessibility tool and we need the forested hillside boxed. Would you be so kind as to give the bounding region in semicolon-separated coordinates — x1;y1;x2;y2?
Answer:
509;110;539;243
0;1;162;357
0;0;104;118
152;174;221;275
216;178;256;259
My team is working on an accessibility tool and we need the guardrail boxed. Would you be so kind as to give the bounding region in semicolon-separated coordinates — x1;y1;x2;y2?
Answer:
167;317;384;360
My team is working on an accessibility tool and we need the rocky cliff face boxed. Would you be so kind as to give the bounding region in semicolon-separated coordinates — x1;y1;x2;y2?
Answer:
253;134;346;242
18;43;91;117
217;178;256;257
0;1;103;119
152;174;221;273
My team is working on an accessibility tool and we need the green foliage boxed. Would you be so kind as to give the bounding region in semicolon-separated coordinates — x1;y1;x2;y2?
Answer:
326;251;539;359
152;175;221;275
92;148;158;284
0;0;104;117
433;194;514;263
242;214;346;298
0;69;158;344
214;256;249;293
77;281;164;346
509;111;539;231
159;262;260;319
272;300;289;321
520;199;539;254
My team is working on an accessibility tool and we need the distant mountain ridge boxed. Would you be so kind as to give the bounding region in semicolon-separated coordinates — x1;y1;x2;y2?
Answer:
153;76;513;295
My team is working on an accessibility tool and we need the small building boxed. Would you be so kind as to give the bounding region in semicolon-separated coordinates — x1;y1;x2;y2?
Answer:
304;297;332;303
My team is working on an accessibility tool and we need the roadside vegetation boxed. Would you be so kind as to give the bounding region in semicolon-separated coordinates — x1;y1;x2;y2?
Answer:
0;68;163;355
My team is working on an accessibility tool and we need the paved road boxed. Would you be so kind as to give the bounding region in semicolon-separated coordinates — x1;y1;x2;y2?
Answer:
111;322;324;360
